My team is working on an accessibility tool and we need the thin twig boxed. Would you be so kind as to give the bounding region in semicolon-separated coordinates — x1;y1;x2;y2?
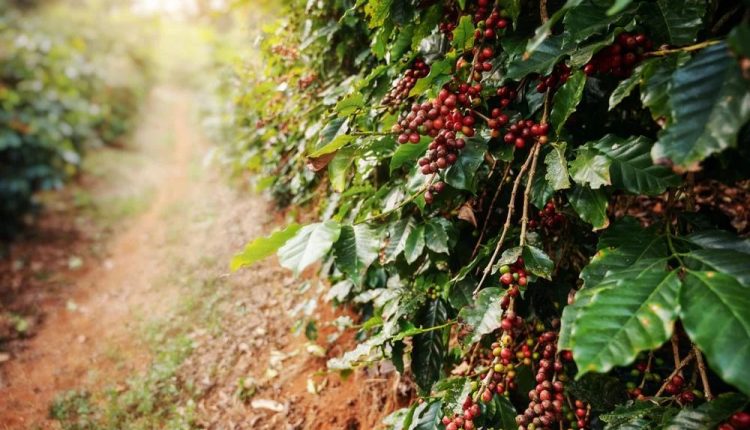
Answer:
694;345;714;400
639;352;654;389
654;351;696;398
712;4;742;34
671;333;682;377
519;143;542;247
644;40;721;57
471;162;512;259
473;149;537;295
540;0;549;23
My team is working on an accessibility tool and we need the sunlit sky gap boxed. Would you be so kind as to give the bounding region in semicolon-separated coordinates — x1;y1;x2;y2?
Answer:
131;0;228;16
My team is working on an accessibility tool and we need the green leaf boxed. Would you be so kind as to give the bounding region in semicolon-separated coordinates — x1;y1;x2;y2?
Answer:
544;142;571;190
572;262;681;375
411;5;442;50
592;135;680;195
230;223;302;271
729;24;750;58
278;221;342;275
665;393;748;430
391;24;415;61
404;224;425;264
495;395;519;430
508;35;570;80
601;401;677;429
609;62;647;110
499;0;521;26
607;0;633;15
680;271;750;396
522;246;554;280
640;55;685;122
525;0;583;55
568;185;610;230
329;147;356;192
412;300;448;392
653;43;750;170
684;230;750;255
316;117;349;150
458;287;504;345
425;218;451;254
364;0;393;28
563;1;635;45
410;57;453;97
452;15;475;52
638;0;706;46
334;224;381;284
386;217;417;261
580;218;667;288
550;70;586;135
409;400;443;430
569;147;612;189
684;249;750;287
444;135;487;192
335;93;364;116
390;140;429;173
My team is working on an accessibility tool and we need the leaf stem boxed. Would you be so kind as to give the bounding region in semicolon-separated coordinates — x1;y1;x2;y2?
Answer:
644;40;722;57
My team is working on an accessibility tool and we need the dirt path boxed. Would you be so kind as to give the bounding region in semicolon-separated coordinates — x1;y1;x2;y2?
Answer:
0;87;217;428
0;86;399;429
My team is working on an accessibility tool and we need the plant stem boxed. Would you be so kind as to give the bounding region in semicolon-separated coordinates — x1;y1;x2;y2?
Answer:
654;351;695;397
350;131;390;136
694;345;714;400
471;162;513;259
639;352;654;389
540;0;549;23
473;148;537;295
519;143;542;247
645;40;721;57
671;333;683;377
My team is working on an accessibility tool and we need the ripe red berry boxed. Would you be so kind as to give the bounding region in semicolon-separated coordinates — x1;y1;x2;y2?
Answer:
731;412;750;429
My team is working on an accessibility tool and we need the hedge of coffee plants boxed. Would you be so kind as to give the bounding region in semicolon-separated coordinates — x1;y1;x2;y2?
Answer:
0;2;153;237
228;0;750;428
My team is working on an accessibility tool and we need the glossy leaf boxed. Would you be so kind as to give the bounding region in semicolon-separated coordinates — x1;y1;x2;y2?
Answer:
680;271;750;396
509;35;570;79
278;221;342;275
572;262;680;375
568;185;610;230
550;71;586;135
386;217;417;262
638;0;706;45
569;146;612;190
458;287;504;345
653;43;750;170
544;142;570;190
231;223;302;271
522;246;554;280
412;300;448;392
592;134;679;195
444;135;487;192
334;224;381;284
452;15;474;52
425;218;451;254
404;224;425;264
665;393;748;430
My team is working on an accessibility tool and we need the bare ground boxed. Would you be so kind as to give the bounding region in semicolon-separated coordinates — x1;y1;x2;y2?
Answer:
0;87;399;429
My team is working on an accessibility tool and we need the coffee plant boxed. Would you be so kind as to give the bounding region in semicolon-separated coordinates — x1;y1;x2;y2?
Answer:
227;0;750;428
0;2;152;237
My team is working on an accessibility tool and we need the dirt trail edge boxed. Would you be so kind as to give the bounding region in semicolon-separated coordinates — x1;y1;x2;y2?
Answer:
0;87;399;429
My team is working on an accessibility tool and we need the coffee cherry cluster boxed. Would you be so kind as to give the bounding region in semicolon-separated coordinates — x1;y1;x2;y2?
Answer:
583;32;652;77
536;63;571;93
719;412;750;430
382;59;430;108
441;396;481;430
516;331;576;430
503;119;549;149
424;181;446;204
499;260;527;299
530;201;564;230
474;6;509;41
471;45;496;81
